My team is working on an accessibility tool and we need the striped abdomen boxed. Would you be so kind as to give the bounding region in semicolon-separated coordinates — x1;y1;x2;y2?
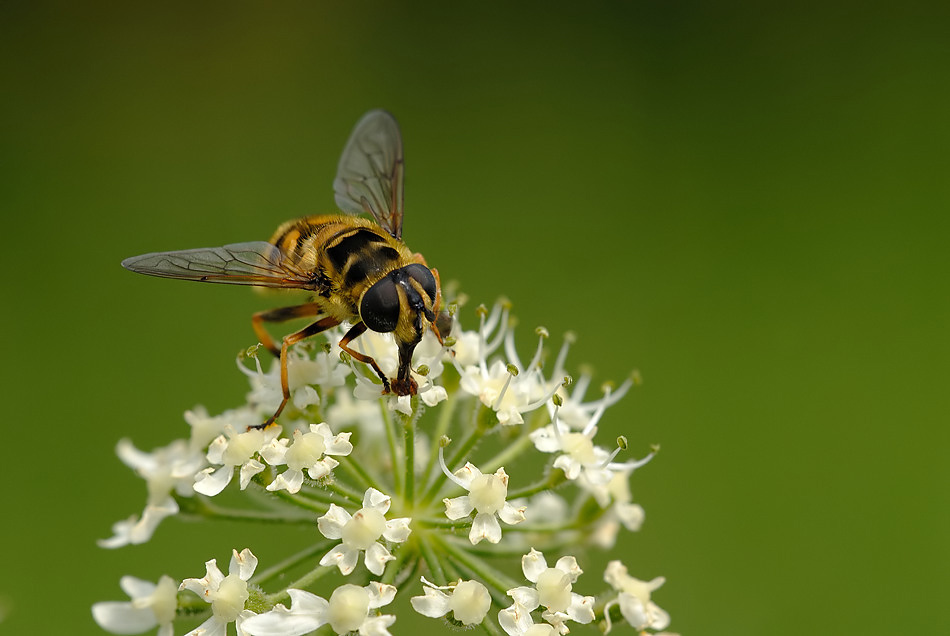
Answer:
269;214;412;311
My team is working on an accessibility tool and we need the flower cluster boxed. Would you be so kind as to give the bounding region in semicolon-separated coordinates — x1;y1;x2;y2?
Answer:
93;300;676;635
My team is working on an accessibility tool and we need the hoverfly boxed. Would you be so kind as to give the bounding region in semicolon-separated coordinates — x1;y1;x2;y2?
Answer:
122;110;442;427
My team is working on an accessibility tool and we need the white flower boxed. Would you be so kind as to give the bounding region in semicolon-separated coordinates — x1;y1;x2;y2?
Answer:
239;345;349;416
184;405;258;452
99;438;205;547
498;602;560;636
530;419;613;487
504;549;595;633
260;423;353;494
317;488;412;575
242;583;396;636
452;310;562;426
92;575;178;636
442;462;526;544
548;372;633;432
603;561;670;632
589;469;647;548
410;577;492;626
193;425;281;496
179;548;259;636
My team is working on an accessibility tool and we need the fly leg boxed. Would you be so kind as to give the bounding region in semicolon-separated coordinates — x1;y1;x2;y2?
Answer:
255;315;341;428
252;302;322;356
338;322;392;394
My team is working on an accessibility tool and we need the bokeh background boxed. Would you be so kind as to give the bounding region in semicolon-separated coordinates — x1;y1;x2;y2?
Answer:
2;1;947;634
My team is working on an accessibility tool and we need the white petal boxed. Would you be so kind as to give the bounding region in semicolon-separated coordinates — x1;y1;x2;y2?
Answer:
616;502;645;531
420;384;447;406
92;601;157;633
317;504;351;539
358;614;396;636
325;432;354;456
184;615;227;636
366;581;397;609
382;517;412;543
554;555;582;581
529;426;562;453
364;542;394;576
362;487;392;514
552;455;581;480
507;586;540;611
443;495;474;520
204;435;229;464
452;462;482;489
259;438;289;466
266;469;305;494
306;457;338;480
522;549;548;582
241;606;321;636
231;548;258;581
394;395;413;415
239;459;266;489
567;594;595;624
498;502;527;525
409;587;451;618
118;575;156;599
498;602;533;636
320;545;360;575
241;589;329;636
292;384;320;410
470;512;502;544
180;558;224;598
193;466;233;496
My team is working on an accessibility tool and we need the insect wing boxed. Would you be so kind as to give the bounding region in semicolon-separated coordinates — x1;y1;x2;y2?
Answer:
121;241;315;290
333;109;405;239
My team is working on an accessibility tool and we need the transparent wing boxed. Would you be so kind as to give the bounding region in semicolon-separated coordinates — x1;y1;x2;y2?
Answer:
120;241;316;290
333;109;405;239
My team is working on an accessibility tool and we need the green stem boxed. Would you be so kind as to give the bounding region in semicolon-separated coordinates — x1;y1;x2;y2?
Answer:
480;429;535;474
269;489;331;514
506;469;565;500
418;534;448;585
419;517;472;529
421;391;461;493
265;564;335;604
252;540;335;587
479;615;505;636
403;406;416;503
338;454;382;492
380;540;414;586
381;399;403;495
325;479;363;505
432;534;520;596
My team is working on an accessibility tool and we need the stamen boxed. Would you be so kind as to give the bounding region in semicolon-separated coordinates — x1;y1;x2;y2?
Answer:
552;331;576;377
526;326;548;372
520;375;570;413
603;598;617;634
607;447;656;473
492;364;518;410
438;442;467;488
503;328;522;370
550;403;563;444
601;435;629;467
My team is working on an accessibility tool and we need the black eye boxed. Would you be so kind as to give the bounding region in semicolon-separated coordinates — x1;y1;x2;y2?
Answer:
403;263;437;302
360;277;400;333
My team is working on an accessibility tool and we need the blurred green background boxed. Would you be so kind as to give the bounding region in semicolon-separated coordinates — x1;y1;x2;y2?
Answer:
2;1;947;634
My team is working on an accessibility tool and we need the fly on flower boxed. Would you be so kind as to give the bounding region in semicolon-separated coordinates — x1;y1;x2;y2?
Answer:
121;110;444;427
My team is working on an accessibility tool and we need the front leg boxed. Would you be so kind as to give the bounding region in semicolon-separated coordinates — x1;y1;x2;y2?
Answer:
338;322;392;393
254;315;341;428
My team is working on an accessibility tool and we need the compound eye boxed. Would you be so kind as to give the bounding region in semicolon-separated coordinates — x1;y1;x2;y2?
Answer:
403;263;437;302
360;277;401;333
